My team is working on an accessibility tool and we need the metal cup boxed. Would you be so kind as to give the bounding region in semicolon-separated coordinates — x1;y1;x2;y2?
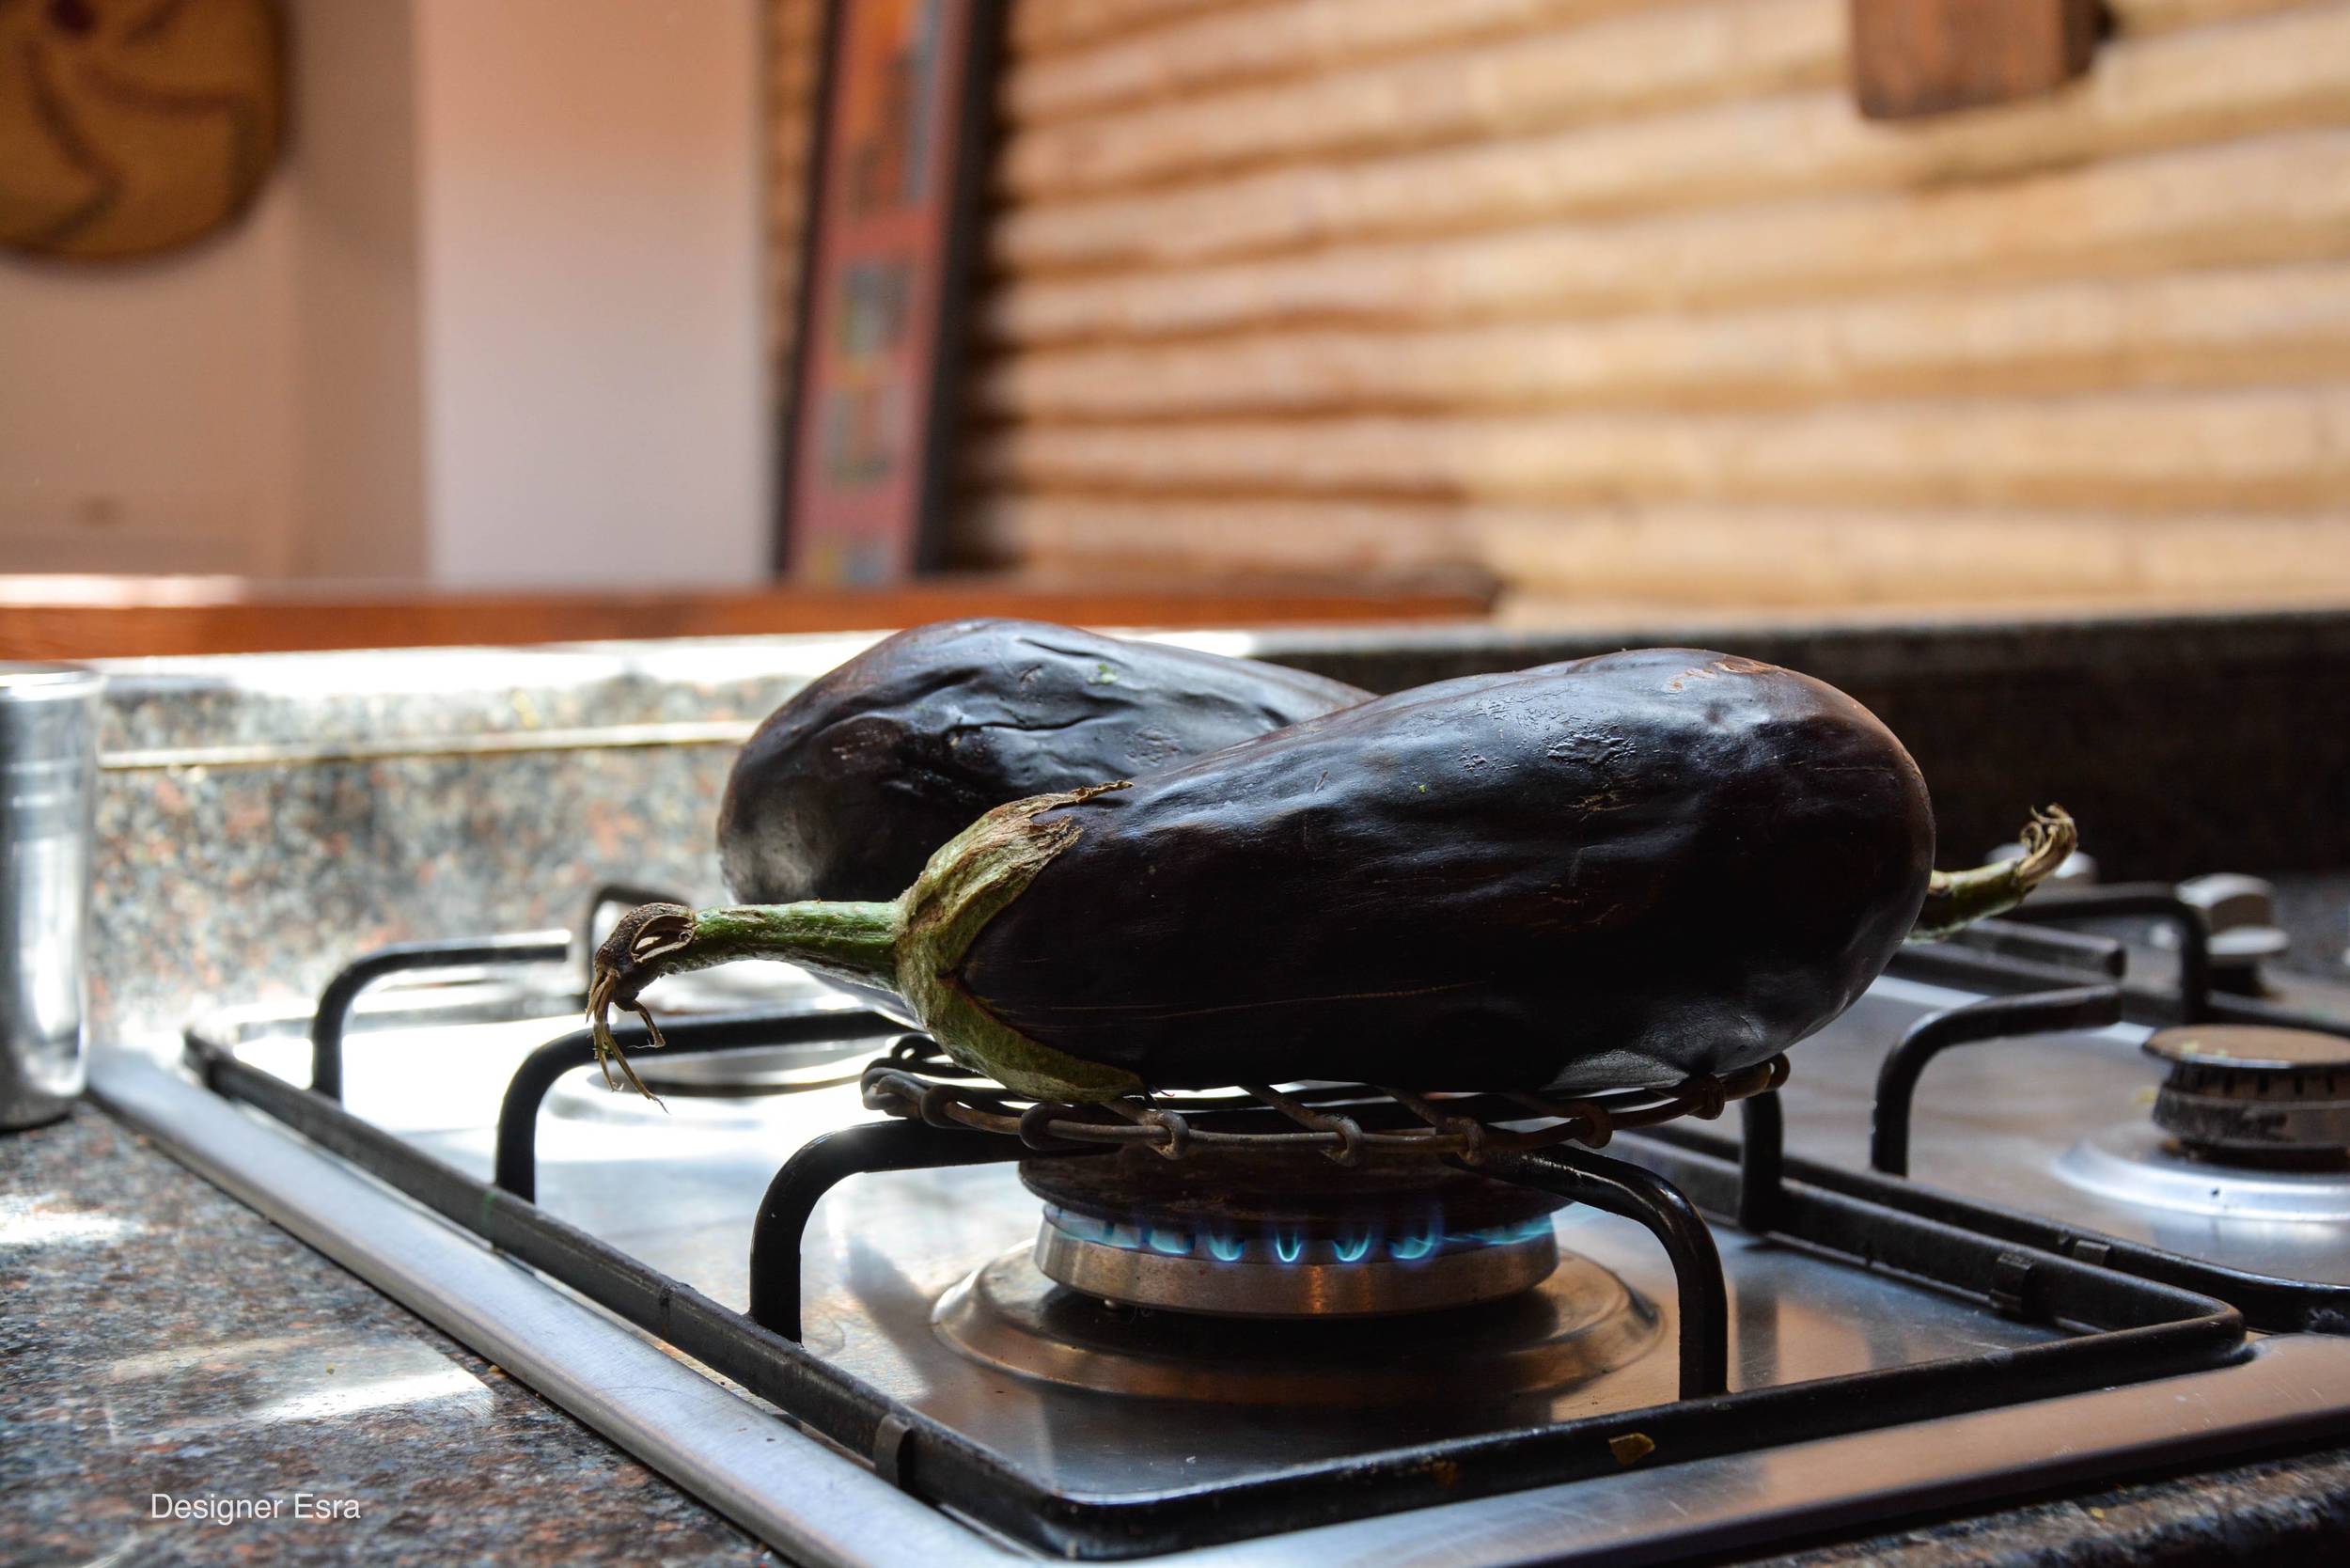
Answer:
0;666;102;1131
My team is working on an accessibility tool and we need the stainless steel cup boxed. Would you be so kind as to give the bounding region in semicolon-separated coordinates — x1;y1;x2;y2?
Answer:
0;666;102;1131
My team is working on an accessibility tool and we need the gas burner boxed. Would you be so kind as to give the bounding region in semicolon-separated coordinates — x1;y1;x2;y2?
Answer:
932;1241;1658;1406
2052;1023;2350;1220
2144;1024;2350;1166
1017;1149;1570;1318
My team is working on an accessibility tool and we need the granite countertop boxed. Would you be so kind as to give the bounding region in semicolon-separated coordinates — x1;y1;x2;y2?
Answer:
9;1103;2350;1567
4;1106;770;1568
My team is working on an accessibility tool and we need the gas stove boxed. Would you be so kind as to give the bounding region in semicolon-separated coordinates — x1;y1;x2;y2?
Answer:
91;870;2350;1565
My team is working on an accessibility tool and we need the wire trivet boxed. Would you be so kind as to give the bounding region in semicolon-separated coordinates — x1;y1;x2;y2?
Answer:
859;1040;1790;1164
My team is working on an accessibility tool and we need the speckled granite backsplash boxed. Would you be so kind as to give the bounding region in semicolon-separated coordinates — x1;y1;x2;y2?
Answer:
87;609;2350;1053
89;635;897;1050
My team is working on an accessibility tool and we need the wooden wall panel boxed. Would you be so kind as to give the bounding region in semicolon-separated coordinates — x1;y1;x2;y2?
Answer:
990;3;2350;272
989;132;2350;342
969;499;2350;607
979;263;2350;416
998;0;1842;200
957;0;2350;610
973;388;2350;512
1003;0;1656;122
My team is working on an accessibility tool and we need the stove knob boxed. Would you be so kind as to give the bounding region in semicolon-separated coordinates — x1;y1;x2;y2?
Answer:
2164;873;2290;997
2170;873;2291;962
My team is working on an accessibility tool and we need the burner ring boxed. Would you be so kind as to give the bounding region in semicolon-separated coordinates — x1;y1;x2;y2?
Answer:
1033;1215;1559;1317
2142;1025;2350;1162
1021;1149;1570;1317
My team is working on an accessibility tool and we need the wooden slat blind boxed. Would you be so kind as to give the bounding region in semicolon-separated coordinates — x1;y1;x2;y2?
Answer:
961;0;2350;610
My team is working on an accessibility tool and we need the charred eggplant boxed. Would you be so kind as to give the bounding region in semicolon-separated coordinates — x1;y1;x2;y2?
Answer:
594;649;2071;1103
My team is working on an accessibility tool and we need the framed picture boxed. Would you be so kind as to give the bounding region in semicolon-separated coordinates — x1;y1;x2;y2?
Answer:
777;0;1001;584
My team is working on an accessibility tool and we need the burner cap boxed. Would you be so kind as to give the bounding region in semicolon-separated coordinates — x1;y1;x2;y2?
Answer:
2142;1024;2350;1163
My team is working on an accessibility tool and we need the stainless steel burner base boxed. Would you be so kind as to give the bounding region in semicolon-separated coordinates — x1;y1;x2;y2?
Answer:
933;1243;1659;1404
2056;1121;2350;1222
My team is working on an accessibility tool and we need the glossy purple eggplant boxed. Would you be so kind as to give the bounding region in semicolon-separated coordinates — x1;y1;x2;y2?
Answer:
947;648;1936;1095
593;649;1972;1103
716;618;1368;906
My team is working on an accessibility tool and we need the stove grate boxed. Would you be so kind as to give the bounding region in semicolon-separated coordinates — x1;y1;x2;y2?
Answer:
181;1025;2246;1559
744;1047;1781;1396
176;897;2269;1560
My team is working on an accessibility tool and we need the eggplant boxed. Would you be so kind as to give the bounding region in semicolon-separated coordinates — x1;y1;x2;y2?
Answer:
593;649;2072;1103
717;618;1369;906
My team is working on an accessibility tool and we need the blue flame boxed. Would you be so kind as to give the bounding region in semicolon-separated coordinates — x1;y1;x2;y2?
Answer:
1049;1202;1557;1267
1389;1225;1439;1262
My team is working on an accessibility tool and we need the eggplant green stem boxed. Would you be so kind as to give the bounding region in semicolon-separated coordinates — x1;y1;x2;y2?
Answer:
688;902;901;985
1907;805;2077;943
587;784;1145;1105
585;900;899;1100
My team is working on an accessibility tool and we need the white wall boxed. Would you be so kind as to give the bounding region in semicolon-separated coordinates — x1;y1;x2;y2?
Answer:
0;0;769;588
0;186;301;577
288;0;430;581
413;0;770;588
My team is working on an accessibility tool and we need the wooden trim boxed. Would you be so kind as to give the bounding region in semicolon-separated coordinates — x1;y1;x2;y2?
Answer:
0;579;1495;662
777;0;1004;581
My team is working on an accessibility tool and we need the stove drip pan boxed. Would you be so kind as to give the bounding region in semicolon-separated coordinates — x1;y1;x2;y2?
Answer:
933;1243;1660;1405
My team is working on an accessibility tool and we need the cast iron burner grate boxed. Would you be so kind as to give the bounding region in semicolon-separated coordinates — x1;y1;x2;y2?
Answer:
177;886;2330;1559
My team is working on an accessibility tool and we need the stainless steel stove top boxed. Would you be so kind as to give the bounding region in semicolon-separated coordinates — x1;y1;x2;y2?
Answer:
96;902;2350;1565
1720;976;2350;1288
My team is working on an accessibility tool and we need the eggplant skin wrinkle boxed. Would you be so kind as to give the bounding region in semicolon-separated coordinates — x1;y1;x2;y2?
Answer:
958;649;1935;1094
718;619;1369;905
